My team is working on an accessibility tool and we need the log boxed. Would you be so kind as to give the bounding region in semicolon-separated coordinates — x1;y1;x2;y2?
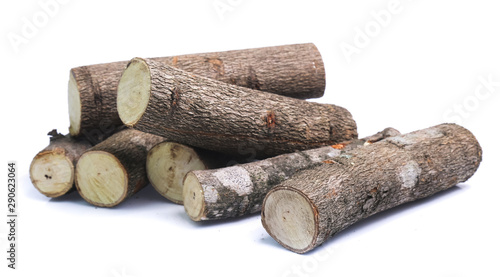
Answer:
183;128;399;221
117;58;357;158
69;43;325;137
261;123;482;254
146;142;237;204
75;129;165;207
29;130;92;197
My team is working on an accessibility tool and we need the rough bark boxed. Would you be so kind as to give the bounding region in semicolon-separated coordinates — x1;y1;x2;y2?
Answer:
146;142;237;204
183;128;399;221
69;65;127;141
261;123;482;254
29;130;92;197
69;43;325;137
118;58;357;158
75;129;165;207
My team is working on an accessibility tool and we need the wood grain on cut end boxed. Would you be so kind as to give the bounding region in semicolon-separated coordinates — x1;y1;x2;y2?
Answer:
147;142;206;204
76;151;127;207
183;172;205;221
30;149;74;197
30;131;92;198
68;72;82;136
118;57;357;158
262;188;317;253
261;123;482;254
117;58;151;127
180;128;400;221
70;43;326;137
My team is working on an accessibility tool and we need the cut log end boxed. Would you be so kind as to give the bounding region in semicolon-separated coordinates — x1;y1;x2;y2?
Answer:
262;187;318;254
183;172;206;221
75;151;127;207
68;71;82;136
117;58;151;127
147;142;207;204
29;149;74;197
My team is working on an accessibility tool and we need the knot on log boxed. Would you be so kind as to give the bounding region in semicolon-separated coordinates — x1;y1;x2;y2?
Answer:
264;110;277;131
205;57;225;77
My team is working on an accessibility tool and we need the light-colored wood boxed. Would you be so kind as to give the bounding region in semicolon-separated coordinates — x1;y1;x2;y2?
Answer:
116;59;151;127
29;131;92;198
262;188;316;252
68;73;81;136
76;151;127;207
147;142;206;204
182;128;400;221
118;58;357;158
69;43;326;136
262;124;482;253
183;173;205;221
30;149;74;197
75;129;166;207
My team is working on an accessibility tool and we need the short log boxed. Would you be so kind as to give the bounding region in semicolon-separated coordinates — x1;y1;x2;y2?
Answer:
261;124;482;253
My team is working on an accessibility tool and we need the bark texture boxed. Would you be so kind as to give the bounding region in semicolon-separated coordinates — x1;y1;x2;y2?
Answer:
29;130;92;197
75;129;165;207
261;123;482;253
183;128;398;221
69;43;325;136
70;63;126;139
121;58;357;158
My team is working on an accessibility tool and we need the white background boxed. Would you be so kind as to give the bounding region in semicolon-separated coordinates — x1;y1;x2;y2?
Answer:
1;1;499;276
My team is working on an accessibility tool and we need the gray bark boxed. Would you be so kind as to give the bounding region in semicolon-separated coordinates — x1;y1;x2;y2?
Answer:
70;43;325;137
125;58;357;158
185;128;399;221
261;123;482;253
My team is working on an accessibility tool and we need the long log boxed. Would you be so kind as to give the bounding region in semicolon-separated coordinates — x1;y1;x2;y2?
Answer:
183;128;399;221
69;43;325;137
29;130;92;197
75;129;165;207
117;58;357;158
261;123;482;254
147;142;237;204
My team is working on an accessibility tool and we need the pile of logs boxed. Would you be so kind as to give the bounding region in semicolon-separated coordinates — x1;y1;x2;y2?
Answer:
30;43;482;254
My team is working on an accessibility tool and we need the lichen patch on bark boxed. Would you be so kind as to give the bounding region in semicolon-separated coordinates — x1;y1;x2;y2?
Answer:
261;123;482;254
213;166;253;196
400;160;421;188
203;185;219;203
387;128;443;147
